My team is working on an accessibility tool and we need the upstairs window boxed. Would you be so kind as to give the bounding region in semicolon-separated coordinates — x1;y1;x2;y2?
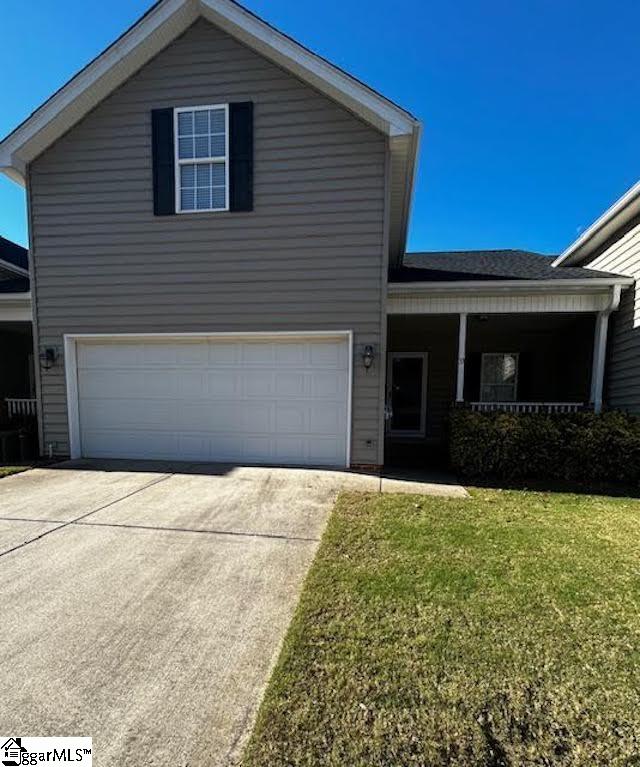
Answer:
174;105;229;213
480;353;519;402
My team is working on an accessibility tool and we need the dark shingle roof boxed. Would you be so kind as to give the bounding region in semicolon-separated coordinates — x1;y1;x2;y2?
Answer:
0;277;29;293
0;236;28;272
391;250;622;282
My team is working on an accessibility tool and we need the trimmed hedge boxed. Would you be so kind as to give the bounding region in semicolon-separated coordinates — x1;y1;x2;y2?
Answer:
449;409;640;485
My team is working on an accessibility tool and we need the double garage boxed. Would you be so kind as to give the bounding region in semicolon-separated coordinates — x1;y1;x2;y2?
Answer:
64;332;352;468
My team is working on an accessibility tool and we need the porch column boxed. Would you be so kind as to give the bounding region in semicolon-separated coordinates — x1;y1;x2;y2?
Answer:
456;313;467;402
590;311;610;414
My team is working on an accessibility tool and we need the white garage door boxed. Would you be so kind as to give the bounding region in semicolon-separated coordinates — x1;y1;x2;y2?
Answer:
74;335;350;466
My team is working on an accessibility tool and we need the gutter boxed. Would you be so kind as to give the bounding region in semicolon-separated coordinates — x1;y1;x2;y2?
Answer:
388;277;634;295
0;291;31;302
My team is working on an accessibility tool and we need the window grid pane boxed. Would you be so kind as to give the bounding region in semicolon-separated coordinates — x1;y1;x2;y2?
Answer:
481;354;518;402
176;107;227;212
179;161;226;212
177;108;226;159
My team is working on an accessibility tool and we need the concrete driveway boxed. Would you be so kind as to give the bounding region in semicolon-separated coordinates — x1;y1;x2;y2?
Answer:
0;461;347;765
0;460;465;765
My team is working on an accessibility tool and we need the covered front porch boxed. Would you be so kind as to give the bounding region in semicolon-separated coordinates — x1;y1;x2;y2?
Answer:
384;273;630;467
0;291;37;460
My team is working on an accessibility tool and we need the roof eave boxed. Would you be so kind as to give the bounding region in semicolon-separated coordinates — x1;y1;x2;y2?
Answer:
0;0;419;186
554;180;640;267
388;276;634;296
0;257;29;278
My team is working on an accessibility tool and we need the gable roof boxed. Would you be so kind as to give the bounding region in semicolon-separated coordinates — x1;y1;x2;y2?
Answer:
0;0;420;262
0;236;29;277
391;249;627;283
553;180;640;267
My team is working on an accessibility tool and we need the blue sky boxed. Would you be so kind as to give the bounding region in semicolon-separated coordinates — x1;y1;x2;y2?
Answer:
1;0;639;254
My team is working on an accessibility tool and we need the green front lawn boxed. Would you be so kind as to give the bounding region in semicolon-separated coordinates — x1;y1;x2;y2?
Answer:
0;465;30;479
244;489;640;766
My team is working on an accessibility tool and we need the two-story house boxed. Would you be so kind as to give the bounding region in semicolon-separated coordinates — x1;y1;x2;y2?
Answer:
0;0;633;470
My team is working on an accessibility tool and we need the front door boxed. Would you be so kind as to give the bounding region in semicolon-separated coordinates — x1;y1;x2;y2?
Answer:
386;353;428;437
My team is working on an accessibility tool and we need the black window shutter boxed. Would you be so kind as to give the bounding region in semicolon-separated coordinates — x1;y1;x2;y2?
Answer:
229;102;254;212
152;108;175;216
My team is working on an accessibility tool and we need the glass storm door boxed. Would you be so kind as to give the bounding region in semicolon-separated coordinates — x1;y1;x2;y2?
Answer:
386;353;428;436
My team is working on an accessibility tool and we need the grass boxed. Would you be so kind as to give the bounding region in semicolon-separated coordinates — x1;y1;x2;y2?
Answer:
0;465;29;479
243;489;640;766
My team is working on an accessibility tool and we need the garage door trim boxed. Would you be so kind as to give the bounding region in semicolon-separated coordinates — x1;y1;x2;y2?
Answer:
64;331;353;466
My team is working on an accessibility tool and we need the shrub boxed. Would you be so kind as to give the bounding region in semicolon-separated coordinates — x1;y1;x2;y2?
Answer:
449;409;640;486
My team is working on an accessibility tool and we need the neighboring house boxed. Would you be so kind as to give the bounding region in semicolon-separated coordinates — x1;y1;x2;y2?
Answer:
554;181;640;417
0;236;35;422
0;0;633;469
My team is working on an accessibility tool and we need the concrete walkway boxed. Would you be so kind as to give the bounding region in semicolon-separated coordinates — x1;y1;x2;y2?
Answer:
0;460;465;766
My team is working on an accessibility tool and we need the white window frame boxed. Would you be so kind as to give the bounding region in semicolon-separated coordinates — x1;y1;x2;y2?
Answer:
480;352;519;403
174;104;230;214
386;352;428;438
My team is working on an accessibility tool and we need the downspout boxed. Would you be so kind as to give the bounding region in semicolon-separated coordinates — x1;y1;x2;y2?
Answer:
590;284;622;413
376;137;392;470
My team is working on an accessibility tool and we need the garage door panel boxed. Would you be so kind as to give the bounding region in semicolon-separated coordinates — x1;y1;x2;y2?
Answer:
312;372;346;399
310;438;347;464
245;372;275;397
310;403;343;435
80;399;174;431
206;370;239;397
275;343;308;366
75;337;350;466
146;371;180;397
275;404;306;434
311;341;348;367
82;430;178;459
241;343;275;365
275;372;308;397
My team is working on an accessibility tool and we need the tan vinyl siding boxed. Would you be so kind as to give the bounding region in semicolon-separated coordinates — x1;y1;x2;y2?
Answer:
586;219;640;414
29;18;387;464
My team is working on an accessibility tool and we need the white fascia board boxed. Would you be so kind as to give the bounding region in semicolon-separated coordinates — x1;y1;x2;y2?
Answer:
388;277;634;296
198;0;418;137
554;180;640;267
391;126;422;264
0;0;419;186
0;0;196;186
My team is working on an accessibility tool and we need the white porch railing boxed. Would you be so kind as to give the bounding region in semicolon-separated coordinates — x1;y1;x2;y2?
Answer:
470;402;585;414
5;398;38;418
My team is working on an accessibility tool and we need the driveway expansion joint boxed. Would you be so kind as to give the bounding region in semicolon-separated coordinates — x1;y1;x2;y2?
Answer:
0;473;174;561
75;519;320;543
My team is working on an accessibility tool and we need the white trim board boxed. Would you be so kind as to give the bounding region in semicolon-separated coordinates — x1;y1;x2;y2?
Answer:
63;330;353;467
0;292;32;322
388;277;633;294
387;290;621;316
554;179;640;267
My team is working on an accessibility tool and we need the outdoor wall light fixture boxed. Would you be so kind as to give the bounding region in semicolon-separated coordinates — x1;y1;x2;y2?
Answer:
362;345;375;370
39;347;58;371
